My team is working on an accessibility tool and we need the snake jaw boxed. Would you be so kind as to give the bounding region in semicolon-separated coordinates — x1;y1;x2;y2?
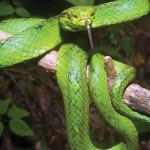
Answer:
78;18;92;26
70;18;92;31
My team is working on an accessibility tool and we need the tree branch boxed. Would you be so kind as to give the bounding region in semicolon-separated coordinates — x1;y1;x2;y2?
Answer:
38;51;150;115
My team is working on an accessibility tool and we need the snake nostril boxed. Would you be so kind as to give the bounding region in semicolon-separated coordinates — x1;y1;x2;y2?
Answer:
91;13;94;16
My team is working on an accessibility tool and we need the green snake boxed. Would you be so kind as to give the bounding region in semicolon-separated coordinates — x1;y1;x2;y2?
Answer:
57;44;138;150
0;0;150;149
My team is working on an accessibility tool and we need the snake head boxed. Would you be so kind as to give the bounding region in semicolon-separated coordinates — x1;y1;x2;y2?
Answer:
59;6;94;32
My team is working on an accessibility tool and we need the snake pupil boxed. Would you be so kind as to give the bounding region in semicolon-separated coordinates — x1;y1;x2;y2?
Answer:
91;12;94;16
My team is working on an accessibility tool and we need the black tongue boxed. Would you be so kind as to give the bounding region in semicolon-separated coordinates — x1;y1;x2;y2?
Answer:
84;18;96;63
84;18;95;53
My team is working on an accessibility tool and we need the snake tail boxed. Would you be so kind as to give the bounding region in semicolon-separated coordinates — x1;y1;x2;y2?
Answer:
111;65;150;123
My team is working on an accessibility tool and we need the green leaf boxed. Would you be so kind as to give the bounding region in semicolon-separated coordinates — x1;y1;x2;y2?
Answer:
0;99;11;115
40;136;47;150
15;7;31;17
0;121;4;136
9;118;34;136
121;35;133;55
107;27;119;45
0;1;14;16
66;0;95;6
12;0;27;7
109;32;118;45
7;107;30;119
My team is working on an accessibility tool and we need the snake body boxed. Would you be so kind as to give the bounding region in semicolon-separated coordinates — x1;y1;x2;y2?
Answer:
57;44;138;150
0;0;150;149
89;53;138;150
0;17;62;67
0;0;149;67
59;0;150;31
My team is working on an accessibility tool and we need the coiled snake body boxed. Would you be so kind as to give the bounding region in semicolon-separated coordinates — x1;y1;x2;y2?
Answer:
57;44;138;150
0;0;150;149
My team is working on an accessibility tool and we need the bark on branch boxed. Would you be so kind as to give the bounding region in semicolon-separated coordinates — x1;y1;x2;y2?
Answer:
38;51;150;115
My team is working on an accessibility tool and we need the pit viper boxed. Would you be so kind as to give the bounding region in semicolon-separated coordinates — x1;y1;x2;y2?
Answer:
57;44;139;150
0;0;150;149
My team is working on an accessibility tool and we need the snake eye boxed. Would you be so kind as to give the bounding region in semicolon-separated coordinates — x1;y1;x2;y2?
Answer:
74;15;78;18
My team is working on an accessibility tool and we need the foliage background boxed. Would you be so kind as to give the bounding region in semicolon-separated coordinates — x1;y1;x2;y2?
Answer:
0;0;150;149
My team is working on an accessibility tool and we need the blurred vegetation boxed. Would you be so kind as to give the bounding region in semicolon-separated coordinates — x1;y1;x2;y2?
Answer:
0;99;34;137
0;0;150;149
